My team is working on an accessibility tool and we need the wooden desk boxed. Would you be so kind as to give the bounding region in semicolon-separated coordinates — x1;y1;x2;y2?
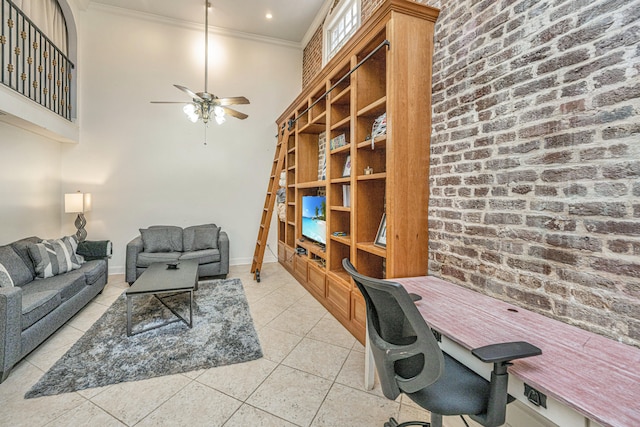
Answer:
364;275;640;427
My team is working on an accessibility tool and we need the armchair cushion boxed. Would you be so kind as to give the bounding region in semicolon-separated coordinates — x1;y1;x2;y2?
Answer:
179;249;221;265
140;227;183;252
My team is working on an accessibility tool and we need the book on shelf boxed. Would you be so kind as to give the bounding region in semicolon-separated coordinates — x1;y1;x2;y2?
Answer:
342;185;351;208
330;134;347;150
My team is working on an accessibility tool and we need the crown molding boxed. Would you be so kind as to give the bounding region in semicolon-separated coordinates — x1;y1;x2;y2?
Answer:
88;3;302;49
301;0;333;48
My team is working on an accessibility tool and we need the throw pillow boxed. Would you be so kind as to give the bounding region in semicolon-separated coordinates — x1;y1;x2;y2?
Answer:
183;224;218;251
194;226;220;250
0;244;34;286
0;263;14;288
140;228;172;253
27;237;83;279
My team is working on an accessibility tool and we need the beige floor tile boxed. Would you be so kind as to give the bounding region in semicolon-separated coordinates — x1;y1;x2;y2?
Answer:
257;326;303;363
136;381;241;427
65;301;109;332
250;299;289;328
310;382;399;427
223;404;298;427
398;403;432;425
267;305;325;337
25;325;84;372
247;365;332;427
307;315;356;349
335;349;385;398
282;337;350;381
90;374;191;426
44;400;126;427
196;357;277;400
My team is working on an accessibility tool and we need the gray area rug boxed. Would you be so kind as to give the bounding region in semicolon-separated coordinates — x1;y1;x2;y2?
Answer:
26;278;262;398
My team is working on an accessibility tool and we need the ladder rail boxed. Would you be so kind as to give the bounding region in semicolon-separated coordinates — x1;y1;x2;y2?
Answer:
251;124;289;281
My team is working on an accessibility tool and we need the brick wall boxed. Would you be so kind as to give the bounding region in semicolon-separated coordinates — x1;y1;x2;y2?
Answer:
302;0;640;347
303;25;323;88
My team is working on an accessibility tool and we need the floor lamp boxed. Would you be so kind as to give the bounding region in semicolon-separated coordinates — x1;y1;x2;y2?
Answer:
64;192;92;242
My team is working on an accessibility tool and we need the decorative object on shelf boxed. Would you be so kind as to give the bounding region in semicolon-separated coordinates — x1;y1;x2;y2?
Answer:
150;0;249;126
342;185;351;208
64;191;92;242
371;112;387;149
342;155;352;177
330;133;347;150
364;166;373;175
374;213;387;248
318;131;327;180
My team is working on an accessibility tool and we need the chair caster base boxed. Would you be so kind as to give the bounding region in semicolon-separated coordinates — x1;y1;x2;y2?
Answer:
384;417;430;427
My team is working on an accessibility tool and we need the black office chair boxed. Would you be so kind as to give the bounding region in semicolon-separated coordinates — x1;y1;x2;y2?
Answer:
342;259;541;427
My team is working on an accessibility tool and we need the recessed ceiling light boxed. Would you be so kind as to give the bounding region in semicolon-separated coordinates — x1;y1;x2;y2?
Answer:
265;13;273;19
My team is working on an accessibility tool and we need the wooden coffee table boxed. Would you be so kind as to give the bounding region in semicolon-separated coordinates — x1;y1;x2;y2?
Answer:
126;260;199;336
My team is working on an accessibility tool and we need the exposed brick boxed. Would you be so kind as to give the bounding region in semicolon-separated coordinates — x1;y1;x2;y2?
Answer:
602;123;640;140
512;185;533;194
526;150;573;165
485;212;523;225
531;18;574;47
530;200;565;212
485;158;520;170
576;0;632;25
519;120;563;138
540;166;597;182
507;257;552;275
568;202;627;218
595;182;628;197
557;268;616;290
537;49;590;74
441;265;467;282
529;246;578;265
591;258;640;279
526;215;576;231
464;148;492;160
489;199;526;210
457;199;487;209
602;162;640;179
593;68;627;88
544;130;595;149
561;81;588;97
563;184;588;197
558;17;614;51
496;170;539;184
464;174;494;185
546;234;602;252
494;68;534;90
513;76;558;98
584;220;640;236
564;51;625;83
535;185;558;197
593;83;640;108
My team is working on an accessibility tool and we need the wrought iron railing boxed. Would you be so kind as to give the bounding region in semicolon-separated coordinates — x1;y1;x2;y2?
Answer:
1;0;74;120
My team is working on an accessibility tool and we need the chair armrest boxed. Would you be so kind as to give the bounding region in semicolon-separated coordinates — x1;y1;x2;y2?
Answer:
472;341;542;364
0;287;23;378
125;236;144;284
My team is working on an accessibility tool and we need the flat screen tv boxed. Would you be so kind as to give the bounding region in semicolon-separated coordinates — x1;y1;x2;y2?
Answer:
301;195;326;245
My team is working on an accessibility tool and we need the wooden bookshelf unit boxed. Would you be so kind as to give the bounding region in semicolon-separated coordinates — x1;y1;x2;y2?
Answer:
276;0;439;343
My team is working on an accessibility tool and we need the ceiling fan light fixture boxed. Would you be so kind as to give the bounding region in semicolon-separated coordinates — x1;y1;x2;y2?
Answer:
215;114;226;125
183;103;199;123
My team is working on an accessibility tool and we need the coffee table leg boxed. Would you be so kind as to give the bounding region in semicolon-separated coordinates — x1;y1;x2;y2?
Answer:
127;295;133;336
189;290;193;328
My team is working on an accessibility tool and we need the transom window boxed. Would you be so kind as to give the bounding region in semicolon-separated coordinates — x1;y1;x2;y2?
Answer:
324;0;361;65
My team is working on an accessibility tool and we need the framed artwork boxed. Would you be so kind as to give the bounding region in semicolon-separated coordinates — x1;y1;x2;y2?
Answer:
374;213;387;248
342;155;351;177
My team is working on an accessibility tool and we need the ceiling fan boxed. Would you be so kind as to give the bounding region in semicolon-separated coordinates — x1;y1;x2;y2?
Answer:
151;0;249;125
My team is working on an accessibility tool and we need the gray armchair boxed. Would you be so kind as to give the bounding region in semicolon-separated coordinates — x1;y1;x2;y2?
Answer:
342;259;541;427
126;224;229;285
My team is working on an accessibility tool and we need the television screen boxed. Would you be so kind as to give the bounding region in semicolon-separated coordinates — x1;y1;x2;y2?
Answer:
301;196;326;245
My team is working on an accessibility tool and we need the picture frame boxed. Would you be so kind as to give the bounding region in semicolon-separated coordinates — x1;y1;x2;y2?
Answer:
342;155;351;177
374;213;387;248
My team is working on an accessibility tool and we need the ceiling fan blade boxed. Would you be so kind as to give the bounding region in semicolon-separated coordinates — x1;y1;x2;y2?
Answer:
174;84;202;100
150;101;190;104
215;96;250;106
222;107;248;120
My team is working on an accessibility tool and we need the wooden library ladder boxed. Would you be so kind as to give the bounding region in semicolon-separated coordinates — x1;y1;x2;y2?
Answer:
251;124;289;282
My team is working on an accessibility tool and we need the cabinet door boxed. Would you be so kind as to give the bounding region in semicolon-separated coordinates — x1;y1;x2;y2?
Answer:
278;242;286;262
284;246;295;271
351;289;367;334
326;276;351;320
294;255;308;283
307;262;326;297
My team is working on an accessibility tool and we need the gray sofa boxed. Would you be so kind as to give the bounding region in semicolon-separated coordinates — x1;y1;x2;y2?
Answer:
126;224;229;285
0;236;108;383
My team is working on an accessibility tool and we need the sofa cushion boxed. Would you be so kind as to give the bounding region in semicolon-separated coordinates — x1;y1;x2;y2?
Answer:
21;290;61;330
140;227;183;252
179;249;221;265
0;263;14;287
136;252;182;268
183;224;218;251
0;245;33;286
21;270;86;302
78;259;107;285
10;236;41;277
27;238;82;279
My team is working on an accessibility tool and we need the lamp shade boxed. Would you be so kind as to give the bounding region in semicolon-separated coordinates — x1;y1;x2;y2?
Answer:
64;192;92;213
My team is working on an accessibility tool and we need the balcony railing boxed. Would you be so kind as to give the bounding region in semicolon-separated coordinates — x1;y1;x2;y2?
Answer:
1;0;74;121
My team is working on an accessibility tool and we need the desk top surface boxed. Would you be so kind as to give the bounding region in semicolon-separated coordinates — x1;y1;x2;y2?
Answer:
395;275;640;427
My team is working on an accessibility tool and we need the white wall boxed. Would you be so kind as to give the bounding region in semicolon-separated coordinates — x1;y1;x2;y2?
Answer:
0;121;63;243
61;6;302;273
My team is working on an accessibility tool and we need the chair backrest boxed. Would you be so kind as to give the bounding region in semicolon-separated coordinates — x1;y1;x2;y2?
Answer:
343;258;444;400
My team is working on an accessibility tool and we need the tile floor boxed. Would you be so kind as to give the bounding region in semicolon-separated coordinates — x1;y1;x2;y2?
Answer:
0;262;431;427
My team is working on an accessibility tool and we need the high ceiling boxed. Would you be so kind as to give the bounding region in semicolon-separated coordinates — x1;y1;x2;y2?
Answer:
89;0;329;44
